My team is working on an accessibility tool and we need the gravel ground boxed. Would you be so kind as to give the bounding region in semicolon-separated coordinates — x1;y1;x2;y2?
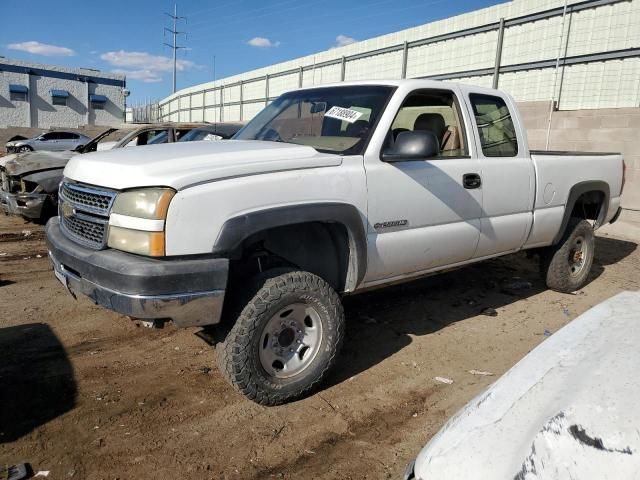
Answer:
0;213;638;479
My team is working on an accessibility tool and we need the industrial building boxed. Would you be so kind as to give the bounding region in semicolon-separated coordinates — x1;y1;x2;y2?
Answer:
156;0;640;209
0;58;126;129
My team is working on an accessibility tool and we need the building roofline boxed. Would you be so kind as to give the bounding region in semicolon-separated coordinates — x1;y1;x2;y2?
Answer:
0;58;125;88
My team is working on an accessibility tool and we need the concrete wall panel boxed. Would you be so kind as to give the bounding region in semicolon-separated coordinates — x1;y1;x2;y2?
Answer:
406;30;498;78
344;50;403;81
268;73;299;97
243;79;266;101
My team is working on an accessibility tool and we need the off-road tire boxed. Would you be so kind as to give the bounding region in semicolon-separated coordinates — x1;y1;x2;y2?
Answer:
541;219;595;293
217;270;344;406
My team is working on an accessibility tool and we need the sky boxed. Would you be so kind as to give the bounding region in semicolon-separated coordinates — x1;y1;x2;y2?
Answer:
1;0;505;103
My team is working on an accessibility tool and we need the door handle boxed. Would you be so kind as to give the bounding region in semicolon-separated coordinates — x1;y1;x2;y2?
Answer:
463;173;482;189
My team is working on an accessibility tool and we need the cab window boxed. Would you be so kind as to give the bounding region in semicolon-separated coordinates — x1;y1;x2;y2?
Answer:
123;129;168;146
40;132;58;141
469;94;518;157
387;90;467;157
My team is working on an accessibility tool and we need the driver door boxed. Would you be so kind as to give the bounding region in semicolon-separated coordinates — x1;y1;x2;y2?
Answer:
363;88;482;284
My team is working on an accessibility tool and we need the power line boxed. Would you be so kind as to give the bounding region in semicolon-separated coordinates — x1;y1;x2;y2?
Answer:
164;2;187;93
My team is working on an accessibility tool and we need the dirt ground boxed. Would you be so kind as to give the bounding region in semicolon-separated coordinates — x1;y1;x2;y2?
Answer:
0;213;638;480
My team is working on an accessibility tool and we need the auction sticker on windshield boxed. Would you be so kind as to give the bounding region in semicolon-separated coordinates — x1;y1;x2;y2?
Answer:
324;106;363;124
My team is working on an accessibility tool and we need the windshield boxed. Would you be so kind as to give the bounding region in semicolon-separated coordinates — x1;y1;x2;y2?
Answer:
233;85;395;155
179;128;223;142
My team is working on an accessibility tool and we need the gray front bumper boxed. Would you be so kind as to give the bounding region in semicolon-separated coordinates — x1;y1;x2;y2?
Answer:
46;217;229;328
0;190;48;219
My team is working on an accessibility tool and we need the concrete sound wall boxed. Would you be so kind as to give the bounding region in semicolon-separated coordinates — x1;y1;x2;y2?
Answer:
519;101;640;210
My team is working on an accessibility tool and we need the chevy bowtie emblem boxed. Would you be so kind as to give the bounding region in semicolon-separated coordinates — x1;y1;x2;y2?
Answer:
62;202;75;218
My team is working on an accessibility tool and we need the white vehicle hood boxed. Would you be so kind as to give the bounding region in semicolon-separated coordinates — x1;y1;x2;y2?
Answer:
63;140;343;190
413;291;640;480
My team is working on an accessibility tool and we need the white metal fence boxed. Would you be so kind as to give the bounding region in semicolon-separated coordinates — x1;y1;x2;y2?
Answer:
152;0;640;123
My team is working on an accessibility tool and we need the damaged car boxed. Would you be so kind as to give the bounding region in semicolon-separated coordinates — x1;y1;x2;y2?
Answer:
1;122;240;222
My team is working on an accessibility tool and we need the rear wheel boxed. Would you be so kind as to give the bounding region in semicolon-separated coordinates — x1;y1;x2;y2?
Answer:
541;219;595;293
217;270;344;406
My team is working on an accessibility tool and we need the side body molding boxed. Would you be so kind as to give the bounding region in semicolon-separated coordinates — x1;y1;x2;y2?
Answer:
552;180;610;244
213;203;368;291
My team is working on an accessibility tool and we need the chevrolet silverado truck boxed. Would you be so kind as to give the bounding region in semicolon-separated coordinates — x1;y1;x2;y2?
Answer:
45;80;625;405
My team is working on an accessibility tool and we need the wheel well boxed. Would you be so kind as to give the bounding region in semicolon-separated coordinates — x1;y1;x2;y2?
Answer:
229;222;351;293
570;190;605;222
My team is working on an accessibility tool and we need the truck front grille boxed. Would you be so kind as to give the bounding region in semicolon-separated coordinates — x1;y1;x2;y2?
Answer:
59;181;116;249
61;182;115;216
61;214;107;249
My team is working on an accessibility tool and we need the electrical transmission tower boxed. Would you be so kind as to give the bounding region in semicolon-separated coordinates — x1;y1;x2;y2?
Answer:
164;3;187;94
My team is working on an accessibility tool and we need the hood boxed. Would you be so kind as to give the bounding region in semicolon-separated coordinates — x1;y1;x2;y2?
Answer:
2;150;76;176
413;291;640;479
64;140;343;191
0;153;18;168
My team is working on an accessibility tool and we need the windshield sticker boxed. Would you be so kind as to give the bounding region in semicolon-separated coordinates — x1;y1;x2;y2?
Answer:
324;106;363;124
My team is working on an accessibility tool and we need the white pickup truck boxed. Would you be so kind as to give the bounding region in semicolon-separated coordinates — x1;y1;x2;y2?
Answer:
46;80;625;405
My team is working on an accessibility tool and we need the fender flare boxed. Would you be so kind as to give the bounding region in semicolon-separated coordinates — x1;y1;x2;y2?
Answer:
213;203;367;291
552;180;609;244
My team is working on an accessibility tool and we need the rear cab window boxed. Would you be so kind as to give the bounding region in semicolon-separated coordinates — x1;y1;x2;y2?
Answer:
469;94;518;157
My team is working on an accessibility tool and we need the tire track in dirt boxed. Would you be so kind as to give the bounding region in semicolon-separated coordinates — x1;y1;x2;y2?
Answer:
250;387;444;479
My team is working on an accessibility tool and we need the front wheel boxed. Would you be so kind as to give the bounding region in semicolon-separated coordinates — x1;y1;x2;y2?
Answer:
18;145;33;153
218;270;344;406
541;219;595;293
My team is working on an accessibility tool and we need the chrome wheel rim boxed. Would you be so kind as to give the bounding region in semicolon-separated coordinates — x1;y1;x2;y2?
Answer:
568;235;589;277
259;303;323;379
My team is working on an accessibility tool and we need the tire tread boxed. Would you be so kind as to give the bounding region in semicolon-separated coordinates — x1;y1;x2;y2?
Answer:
218;270;344;406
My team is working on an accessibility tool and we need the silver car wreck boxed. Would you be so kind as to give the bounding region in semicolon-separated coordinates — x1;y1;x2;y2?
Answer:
5;131;92;153
1;151;71;220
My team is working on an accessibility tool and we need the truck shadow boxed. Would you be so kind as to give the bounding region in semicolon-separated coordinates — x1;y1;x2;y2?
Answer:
0;323;77;443
326;235;637;388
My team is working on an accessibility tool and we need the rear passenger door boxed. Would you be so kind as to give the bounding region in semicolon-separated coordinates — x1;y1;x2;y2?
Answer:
465;92;534;257
58;132;79;150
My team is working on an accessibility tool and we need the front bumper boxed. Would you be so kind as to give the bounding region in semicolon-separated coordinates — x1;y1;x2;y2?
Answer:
0;190;48;219
46;217;229;327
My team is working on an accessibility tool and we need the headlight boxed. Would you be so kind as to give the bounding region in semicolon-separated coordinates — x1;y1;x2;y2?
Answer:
111;188;174;219
108;226;166;256
107;187;175;256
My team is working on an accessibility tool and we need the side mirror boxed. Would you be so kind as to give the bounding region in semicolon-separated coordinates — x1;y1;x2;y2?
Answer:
382;130;440;162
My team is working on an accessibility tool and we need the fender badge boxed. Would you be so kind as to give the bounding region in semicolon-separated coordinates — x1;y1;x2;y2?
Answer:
374;219;408;230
